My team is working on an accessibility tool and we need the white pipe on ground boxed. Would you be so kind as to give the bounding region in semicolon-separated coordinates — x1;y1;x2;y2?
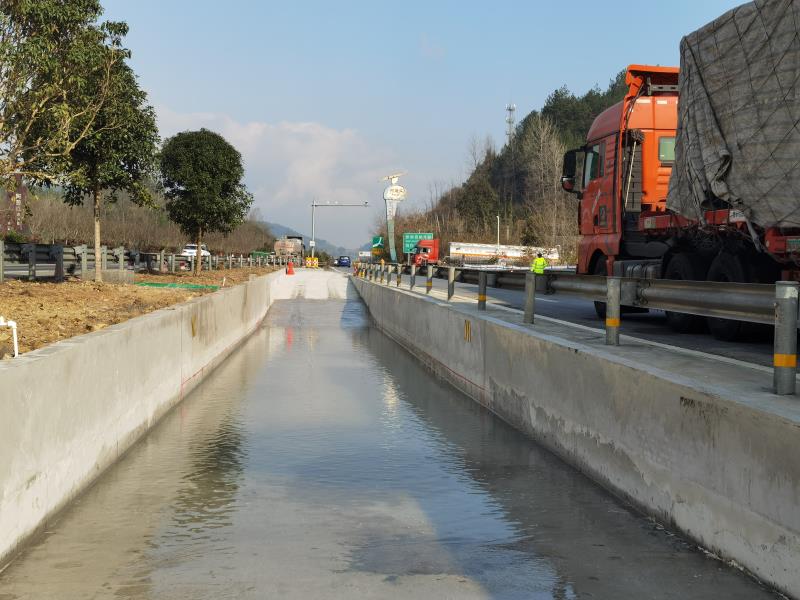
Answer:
0;316;18;358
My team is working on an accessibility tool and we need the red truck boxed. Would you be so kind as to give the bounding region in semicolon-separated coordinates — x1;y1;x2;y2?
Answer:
561;56;800;341
410;239;440;267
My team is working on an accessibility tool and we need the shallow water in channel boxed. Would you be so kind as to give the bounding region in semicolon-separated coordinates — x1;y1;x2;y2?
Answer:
0;296;778;599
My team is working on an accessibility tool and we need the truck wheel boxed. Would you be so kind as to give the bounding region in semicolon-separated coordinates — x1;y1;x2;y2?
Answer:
664;253;709;333
706;252;751;341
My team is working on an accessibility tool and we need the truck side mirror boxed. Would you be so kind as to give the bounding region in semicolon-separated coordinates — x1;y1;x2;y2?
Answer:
561;149;580;195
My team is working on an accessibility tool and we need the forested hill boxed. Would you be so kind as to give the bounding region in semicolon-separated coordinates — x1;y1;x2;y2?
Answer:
470;69;628;222
377;69;629;263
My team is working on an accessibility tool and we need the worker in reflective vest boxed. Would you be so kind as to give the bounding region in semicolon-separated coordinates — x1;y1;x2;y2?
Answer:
531;253;548;274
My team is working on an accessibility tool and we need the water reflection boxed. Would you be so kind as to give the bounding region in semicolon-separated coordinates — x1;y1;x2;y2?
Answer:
0;295;779;600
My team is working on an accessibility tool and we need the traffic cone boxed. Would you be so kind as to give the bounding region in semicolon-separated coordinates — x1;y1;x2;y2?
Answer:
286;261;295;275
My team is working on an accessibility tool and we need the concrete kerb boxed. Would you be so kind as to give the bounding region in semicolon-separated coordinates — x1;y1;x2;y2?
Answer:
350;275;800;599
0;270;284;570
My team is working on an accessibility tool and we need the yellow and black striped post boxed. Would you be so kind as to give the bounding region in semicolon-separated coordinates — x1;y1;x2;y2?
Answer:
774;281;798;395
605;276;621;345
426;268;433;294
478;271;487;311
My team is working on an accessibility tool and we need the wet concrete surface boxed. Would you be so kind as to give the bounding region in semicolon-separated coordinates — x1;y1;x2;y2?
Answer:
0;292;780;598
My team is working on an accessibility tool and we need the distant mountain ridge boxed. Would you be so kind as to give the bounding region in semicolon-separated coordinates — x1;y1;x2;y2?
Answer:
265;221;358;257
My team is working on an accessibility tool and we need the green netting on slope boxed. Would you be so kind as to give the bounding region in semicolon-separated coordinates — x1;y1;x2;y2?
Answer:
135;282;219;291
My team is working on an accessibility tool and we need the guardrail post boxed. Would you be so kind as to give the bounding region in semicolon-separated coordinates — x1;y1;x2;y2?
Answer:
410;265;417;290
79;246;87;277
478;271;487;310
22;243;35;281
426;268;433;294
773;281;798;395
113;246;124;271
100;246;107;271
396;266;402;287
447;266;455;300
523;272;536;324
169;254;175;273
606;276;621;345
158;249;164;273
0;240;5;284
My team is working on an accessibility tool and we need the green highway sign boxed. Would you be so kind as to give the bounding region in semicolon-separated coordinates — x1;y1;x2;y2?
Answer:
372;236;384;248
402;232;433;254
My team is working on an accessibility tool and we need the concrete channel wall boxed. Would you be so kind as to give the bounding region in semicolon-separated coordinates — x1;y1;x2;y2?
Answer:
0;271;284;568
352;276;800;598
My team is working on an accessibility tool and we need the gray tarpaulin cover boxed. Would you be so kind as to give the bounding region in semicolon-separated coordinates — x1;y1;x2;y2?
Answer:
666;0;800;228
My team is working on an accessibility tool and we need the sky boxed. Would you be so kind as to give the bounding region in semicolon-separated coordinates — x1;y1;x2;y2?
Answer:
103;0;740;248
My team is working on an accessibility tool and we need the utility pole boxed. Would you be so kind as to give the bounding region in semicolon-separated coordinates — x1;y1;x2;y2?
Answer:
310;200;369;258
505;103;516;243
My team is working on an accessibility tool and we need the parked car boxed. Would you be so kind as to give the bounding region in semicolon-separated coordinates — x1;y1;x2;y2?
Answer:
337;256;351;267
180;243;211;257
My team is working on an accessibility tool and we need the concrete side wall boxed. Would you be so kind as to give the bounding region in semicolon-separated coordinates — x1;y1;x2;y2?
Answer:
0;271;282;566
353;278;800;598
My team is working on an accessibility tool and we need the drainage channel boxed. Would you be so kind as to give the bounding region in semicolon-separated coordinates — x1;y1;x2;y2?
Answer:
0;296;779;599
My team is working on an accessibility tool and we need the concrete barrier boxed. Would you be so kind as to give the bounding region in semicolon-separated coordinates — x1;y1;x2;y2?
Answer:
0;270;284;567
352;276;800;598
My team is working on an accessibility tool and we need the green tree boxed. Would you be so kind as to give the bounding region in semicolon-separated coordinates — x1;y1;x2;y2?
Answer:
0;0;127;187
160;129;253;275
63;61;159;281
457;172;498;230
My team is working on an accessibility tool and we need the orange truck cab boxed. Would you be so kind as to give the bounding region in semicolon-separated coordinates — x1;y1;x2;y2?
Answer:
561;64;800;338
411;239;440;266
561;65;679;279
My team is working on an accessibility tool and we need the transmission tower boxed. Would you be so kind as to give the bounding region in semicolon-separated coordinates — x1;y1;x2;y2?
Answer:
505;103;516;140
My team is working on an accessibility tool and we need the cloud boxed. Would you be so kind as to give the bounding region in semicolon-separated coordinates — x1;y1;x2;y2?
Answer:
155;106;397;248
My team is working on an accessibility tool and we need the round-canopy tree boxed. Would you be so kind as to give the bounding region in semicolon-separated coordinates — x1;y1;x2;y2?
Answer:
160;129;253;275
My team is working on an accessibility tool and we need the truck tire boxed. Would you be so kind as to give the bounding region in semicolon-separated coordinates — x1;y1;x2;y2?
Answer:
706;252;752;341
664;253;709;333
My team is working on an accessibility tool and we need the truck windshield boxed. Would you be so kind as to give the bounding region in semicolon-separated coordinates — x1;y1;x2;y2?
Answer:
583;144;603;187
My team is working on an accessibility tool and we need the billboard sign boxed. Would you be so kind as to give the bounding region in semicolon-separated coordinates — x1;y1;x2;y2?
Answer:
383;184;407;202
402;232;434;254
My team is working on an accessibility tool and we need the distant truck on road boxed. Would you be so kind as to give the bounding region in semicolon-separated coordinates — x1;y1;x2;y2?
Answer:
409;238;558;268
559;3;800;339
448;242;559;267
410;239;440;267
274;236;305;262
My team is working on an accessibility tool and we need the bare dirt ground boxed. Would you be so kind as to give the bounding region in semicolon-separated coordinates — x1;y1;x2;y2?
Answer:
136;266;275;287
0;267;276;358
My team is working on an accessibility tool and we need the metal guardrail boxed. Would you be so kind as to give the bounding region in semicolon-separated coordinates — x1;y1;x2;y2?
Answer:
354;261;800;397
0;241;286;283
